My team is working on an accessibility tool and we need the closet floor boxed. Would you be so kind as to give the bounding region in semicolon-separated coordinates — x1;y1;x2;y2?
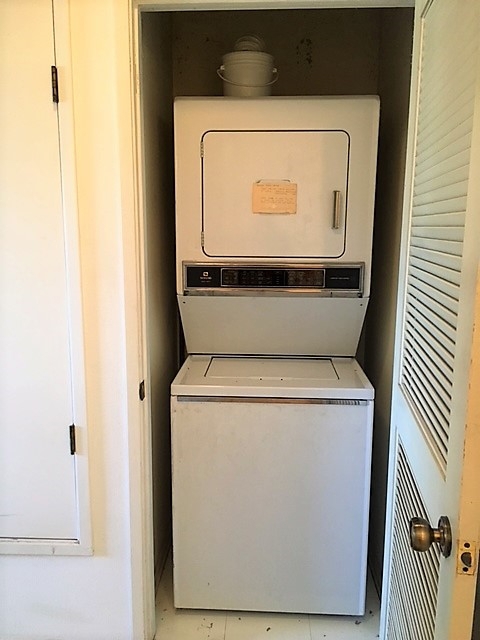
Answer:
155;553;380;640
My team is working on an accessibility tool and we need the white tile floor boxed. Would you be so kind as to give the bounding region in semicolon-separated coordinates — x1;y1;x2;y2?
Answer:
155;554;380;640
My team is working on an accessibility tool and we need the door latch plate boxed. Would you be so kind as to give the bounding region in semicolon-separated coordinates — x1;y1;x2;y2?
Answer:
457;540;477;575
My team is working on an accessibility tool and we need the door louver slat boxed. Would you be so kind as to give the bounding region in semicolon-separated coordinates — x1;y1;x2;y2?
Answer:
407;279;459;328
406;304;456;366
409;246;462;273
402;374;448;463
416;121;473;168
420;31;477;83
408;268;459;306
411;212;465;228
410;220;465;240
403;345;451;408
406;294;456;353
409;256;461;287
410;236;463;257
415;148;470;185
407;277;458;321
412;180;468;207
416;97;474;149
386;442;440;639
401;0;476;472
418;34;477;103
418;37;476;132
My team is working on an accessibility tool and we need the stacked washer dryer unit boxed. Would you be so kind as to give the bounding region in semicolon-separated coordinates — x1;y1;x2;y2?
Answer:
171;97;379;616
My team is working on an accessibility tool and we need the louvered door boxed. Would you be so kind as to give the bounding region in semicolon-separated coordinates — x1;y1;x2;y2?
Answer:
380;0;480;638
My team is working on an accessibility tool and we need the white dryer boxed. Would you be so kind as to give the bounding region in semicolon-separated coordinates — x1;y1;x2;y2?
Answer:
174;96;380;357
171;97;380;615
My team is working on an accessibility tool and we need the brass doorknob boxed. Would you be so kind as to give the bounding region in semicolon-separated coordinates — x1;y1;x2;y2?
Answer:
409;515;452;558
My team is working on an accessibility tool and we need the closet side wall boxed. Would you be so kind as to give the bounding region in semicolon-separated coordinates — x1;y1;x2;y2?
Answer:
364;7;414;588
140;12;178;579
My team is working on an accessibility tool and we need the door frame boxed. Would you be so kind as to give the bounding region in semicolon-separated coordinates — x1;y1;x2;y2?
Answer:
123;1;415;638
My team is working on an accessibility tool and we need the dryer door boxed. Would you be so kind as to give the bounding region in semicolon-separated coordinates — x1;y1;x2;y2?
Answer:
202;130;349;258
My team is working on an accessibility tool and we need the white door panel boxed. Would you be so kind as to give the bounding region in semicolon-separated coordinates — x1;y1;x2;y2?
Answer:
381;0;480;638
0;0;78;541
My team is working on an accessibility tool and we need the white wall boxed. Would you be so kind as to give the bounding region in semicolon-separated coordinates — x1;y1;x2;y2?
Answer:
0;2;145;638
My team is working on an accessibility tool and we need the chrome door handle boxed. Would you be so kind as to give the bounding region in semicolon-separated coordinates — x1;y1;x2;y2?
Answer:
409;515;452;558
332;190;341;229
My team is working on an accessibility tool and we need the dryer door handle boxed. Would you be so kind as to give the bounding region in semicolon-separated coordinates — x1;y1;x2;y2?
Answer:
332;190;341;229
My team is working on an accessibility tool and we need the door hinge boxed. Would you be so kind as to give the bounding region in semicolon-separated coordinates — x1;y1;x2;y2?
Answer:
69;424;76;455
200;141;204;158
51;65;59;104
139;380;145;401
201;231;205;247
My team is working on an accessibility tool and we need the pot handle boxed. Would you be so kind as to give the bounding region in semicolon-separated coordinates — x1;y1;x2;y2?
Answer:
216;66;279;87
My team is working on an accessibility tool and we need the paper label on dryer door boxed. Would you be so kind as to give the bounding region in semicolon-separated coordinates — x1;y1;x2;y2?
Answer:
252;182;297;214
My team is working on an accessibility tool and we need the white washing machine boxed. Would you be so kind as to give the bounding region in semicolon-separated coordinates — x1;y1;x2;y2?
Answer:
171;97;380;615
171;355;373;615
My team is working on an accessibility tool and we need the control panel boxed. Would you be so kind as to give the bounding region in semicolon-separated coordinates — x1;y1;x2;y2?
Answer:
184;263;364;295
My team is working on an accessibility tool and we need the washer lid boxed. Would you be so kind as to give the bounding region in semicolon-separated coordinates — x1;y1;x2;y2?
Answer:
171;355;374;400
206;356;338;380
